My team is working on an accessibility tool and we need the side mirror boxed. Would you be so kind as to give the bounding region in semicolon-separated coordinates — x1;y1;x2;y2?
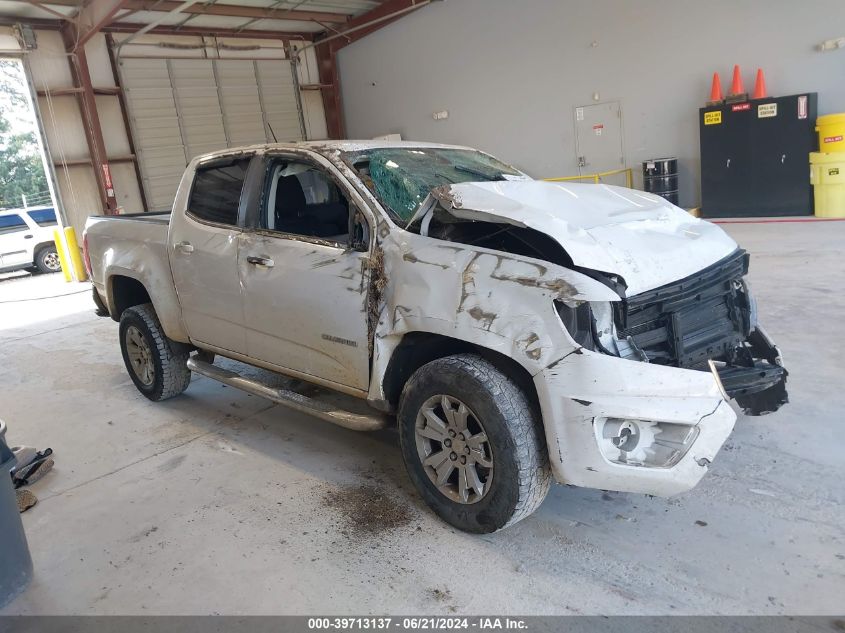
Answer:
349;210;370;252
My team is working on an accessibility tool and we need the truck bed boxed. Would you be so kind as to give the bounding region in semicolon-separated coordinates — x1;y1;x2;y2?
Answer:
85;212;173;302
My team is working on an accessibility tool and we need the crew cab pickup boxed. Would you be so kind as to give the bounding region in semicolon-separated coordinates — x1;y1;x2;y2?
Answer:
84;141;788;533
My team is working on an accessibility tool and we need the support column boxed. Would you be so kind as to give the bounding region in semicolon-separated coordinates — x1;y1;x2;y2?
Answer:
315;42;345;139
61;28;119;214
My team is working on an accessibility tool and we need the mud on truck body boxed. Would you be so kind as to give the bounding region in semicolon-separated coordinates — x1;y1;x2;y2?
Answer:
84;141;787;533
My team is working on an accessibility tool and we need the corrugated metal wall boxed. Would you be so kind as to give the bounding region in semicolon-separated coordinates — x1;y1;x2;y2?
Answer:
121;56;304;211
0;28;328;230
118;41;313;212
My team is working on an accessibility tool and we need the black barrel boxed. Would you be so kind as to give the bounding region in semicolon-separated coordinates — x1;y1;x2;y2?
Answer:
643;157;679;205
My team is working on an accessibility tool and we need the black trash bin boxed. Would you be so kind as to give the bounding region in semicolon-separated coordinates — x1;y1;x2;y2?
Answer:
0;420;33;609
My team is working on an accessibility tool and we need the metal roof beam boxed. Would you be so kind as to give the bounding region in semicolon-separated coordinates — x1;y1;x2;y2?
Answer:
115;0;351;23
323;0;433;51
104;21;314;40
64;0;130;50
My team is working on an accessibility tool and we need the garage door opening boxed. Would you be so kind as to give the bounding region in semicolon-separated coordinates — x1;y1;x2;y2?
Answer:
0;58;56;216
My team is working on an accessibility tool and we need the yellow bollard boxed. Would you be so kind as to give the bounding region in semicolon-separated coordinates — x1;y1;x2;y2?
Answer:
63;226;88;282
52;228;72;282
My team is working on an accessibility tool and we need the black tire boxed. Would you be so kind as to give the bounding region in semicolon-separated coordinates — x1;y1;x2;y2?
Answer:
34;245;62;274
119;303;191;401
398;354;551;533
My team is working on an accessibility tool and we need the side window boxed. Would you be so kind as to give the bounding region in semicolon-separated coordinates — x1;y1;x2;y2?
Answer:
263;160;352;243
0;214;27;235
188;158;251;226
27;209;58;227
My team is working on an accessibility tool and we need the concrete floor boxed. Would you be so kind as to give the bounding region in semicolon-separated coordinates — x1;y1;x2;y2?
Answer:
0;220;843;615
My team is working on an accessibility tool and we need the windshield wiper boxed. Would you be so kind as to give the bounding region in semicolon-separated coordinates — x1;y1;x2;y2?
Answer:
454;165;505;181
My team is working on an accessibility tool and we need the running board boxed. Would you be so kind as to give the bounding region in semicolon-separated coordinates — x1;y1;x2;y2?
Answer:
186;358;388;432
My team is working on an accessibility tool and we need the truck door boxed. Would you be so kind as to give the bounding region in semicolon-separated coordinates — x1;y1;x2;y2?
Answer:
169;155;254;354
238;154;371;392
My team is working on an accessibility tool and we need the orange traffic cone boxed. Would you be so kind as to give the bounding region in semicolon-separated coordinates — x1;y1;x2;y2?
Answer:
726;64;747;102
752;68;767;99
729;65;744;95
708;72;723;104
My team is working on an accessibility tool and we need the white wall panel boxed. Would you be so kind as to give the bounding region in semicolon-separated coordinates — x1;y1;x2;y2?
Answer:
0;26;22;53
109;161;144;214
83;34;115;87
96;95;132;157
27;30;72;88
55;165;100;231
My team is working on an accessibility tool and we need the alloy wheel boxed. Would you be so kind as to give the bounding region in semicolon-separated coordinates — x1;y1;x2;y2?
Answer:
414;394;494;504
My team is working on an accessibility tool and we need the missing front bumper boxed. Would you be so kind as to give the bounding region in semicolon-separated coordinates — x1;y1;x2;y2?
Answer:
716;327;789;416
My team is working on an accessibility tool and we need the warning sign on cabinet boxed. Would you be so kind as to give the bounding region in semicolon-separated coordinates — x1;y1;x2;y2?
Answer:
704;111;722;125
758;103;778;118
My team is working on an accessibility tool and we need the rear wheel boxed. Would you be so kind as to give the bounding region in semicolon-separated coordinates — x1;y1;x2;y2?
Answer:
119;303;191;401
398;354;551;533
34;246;61;274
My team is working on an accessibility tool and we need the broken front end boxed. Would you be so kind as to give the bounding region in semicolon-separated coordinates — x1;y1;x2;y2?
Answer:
572;248;788;416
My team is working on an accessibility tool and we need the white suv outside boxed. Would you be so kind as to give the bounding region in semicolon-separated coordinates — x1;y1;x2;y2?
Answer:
0;206;62;274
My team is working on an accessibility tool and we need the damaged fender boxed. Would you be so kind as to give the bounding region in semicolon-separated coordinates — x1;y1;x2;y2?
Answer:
367;229;620;404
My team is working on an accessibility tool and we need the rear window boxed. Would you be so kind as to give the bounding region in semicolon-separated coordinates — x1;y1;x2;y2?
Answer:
0;214;27;235
187;158;251;226
27;208;57;227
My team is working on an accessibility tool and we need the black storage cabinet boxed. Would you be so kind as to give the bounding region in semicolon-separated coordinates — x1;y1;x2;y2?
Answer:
699;93;817;217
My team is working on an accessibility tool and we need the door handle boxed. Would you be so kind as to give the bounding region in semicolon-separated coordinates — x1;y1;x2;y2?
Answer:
175;241;194;253
23;234;33;239
247;255;274;268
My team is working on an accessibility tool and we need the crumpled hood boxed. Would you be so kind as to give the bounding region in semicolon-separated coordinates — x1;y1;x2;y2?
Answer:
430;180;739;296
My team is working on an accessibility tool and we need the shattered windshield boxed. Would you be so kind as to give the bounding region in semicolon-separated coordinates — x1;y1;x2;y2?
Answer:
343;148;526;223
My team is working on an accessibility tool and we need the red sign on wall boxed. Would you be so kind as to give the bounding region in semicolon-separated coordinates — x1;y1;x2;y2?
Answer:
731;103;751;112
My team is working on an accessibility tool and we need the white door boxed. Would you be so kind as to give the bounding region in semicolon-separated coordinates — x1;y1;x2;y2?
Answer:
238;156;371;391
0;213;34;268
574;101;625;175
169;156;252;354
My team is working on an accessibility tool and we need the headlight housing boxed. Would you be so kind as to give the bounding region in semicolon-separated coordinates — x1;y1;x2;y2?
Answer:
554;300;594;350
596;417;700;468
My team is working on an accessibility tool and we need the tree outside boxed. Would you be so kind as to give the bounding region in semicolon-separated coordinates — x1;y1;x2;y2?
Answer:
0;59;49;210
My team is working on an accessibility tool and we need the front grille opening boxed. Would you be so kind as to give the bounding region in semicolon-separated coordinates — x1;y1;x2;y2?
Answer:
615;249;752;368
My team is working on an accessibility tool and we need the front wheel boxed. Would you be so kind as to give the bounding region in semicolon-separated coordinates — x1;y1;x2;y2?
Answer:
119;303;191;401
398;354;551;533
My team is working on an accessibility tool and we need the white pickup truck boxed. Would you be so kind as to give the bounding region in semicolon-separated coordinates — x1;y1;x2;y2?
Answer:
84;141;787;533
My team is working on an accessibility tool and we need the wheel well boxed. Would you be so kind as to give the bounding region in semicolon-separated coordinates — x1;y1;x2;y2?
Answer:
33;241;55;257
109;275;151;321
382;332;540;413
